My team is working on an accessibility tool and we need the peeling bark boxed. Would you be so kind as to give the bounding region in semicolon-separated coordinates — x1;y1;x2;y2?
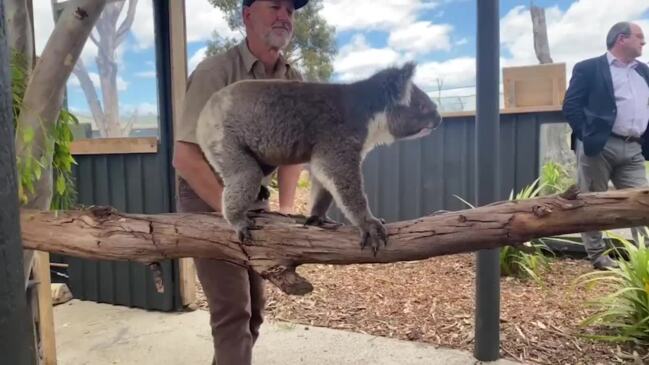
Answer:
20;187;649;295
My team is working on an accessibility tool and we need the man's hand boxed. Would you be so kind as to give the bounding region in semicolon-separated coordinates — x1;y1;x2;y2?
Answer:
562;62;589;137
172;141;223;212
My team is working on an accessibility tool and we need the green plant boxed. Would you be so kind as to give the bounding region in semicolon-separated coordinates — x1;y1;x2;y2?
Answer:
11;50;78;209
455;179;564;284
576;230;649;344
540;161;574;195
501;180;557;283
50;108;78;209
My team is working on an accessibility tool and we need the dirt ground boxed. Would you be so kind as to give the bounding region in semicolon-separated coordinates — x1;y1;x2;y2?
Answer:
195;176;648;365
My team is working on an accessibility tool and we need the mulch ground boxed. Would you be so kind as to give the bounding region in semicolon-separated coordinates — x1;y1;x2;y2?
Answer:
195;180;648;365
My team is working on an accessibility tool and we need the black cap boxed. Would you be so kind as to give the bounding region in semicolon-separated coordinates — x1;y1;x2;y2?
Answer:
243;0;309;10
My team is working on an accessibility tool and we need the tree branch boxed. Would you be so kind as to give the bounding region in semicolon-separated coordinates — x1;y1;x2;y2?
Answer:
15;0;107;209
6;0;34;70
72;59;106;135
89;30;100;48
115;0;137;47
530;5;553;64
20;187;649;295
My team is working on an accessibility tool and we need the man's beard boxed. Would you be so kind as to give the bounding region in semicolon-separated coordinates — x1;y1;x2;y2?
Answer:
264;28;291;50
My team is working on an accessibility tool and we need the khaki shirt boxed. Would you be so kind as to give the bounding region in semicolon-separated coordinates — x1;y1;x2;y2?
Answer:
176;40;303;144
175;40;303;210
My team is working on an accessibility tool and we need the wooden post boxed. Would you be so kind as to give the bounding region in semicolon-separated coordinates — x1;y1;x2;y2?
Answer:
34;251;57;364
168;0;196;308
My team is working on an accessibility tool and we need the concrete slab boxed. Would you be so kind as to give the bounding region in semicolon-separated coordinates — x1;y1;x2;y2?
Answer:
53;300;519;365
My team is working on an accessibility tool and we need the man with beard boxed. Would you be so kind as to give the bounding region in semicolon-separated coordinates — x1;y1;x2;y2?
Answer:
172;1;307;364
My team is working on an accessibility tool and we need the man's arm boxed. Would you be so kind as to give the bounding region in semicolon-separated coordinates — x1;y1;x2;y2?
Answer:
277;164;303;214
173;141;223;212
276;68;306;214
562;61;589;138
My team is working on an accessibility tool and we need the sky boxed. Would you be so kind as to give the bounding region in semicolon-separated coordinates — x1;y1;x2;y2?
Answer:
32;0;649;123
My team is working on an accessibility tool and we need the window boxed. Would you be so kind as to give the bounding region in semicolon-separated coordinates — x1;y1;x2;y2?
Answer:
34;0;160;140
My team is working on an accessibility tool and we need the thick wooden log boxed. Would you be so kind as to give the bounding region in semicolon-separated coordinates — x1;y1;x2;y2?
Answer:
20;186;649;295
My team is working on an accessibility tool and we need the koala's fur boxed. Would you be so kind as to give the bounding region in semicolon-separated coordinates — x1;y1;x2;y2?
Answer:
196;62;442;254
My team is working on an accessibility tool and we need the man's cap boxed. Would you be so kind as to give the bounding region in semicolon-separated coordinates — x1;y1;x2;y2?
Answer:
243;0;309;10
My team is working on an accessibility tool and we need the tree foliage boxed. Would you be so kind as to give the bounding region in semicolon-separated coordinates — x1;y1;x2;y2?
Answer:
206;0;336;81
11;50;77;210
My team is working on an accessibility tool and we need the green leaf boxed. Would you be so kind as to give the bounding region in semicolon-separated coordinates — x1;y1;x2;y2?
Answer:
22;127;34;144
56;174;66;195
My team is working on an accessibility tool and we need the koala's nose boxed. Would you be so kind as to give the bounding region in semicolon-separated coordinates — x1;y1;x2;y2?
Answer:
432;111;443;129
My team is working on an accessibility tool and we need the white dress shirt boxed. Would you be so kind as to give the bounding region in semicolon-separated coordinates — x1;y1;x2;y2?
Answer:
607;51;649;138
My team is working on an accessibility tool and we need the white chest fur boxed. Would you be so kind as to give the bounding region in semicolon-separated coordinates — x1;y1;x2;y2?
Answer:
361;111;395;160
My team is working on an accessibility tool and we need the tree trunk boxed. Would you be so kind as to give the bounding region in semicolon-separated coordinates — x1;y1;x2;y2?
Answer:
97;2;121;137
16;0;107;279
20;186;649;295
73;59;106;135
530;6;553;64
15;0;107;207
5;0;34;70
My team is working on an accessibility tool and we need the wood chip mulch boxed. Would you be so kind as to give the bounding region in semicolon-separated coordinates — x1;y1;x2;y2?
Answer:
194;182;648;364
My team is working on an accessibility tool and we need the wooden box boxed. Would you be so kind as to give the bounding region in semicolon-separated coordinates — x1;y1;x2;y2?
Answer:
503;63;566;110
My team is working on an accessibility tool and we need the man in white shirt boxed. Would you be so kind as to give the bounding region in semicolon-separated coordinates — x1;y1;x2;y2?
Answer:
563;21;649;270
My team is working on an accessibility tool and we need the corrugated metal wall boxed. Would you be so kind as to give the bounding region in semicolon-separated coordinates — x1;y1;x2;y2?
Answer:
63;152;177;311
330;111;563;223
52;0;180;312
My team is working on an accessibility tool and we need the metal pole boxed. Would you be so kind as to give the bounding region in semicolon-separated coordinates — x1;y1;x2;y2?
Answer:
0;0;38;363
474;0;501;361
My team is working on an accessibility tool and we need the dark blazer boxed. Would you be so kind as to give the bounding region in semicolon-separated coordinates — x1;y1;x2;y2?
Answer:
562;53;649;160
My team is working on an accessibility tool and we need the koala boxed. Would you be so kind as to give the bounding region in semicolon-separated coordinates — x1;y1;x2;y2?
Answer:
195;62;442;255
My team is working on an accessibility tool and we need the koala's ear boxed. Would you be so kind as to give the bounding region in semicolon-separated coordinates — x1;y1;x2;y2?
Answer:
400;61;416;83
385;61;417;105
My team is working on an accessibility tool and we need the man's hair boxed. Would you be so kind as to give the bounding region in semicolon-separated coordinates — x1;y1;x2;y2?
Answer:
606;22;632;50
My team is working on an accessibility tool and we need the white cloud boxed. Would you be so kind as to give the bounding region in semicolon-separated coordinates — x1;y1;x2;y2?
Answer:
388;21;453;54
130;0;156;50
333;34;402;81
69;72;129;92
122;102;159;115
33;1;55;55
414;57;477;90
188;47;208;74
501;0;649;73
321;0;440;31
135;70;157;78
184;0;242;44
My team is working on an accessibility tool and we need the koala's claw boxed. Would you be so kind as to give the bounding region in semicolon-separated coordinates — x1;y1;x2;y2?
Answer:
237;227;253;243
304;215;341;227
359;219;388;256
234;217;255;244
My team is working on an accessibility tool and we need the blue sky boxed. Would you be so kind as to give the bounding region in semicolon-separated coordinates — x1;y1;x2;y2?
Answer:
32;0;649;132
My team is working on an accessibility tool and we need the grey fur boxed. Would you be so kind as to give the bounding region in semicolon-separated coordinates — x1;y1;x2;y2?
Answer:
196;62;443;254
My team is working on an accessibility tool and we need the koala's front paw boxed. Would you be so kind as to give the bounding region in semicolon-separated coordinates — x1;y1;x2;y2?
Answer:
233;217;255;244
359;218;388;256
304;215;341;227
